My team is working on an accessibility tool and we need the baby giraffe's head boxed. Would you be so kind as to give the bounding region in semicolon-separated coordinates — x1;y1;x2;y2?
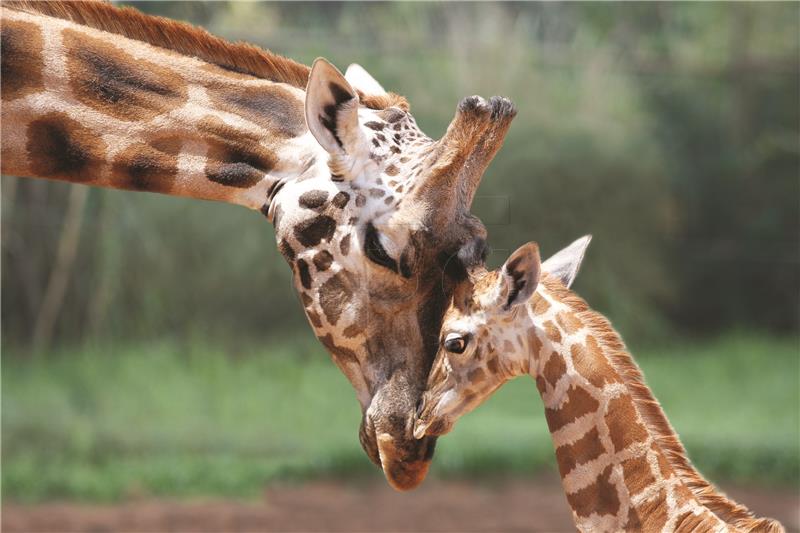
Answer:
414;236;592;439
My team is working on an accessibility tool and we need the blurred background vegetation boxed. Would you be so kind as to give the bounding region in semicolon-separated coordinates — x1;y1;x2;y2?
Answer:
2;2;798;502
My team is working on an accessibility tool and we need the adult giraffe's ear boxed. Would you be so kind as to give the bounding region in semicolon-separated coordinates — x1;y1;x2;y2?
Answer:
542;235;592;289
494;242;541;311
305;58;364;156
345;63;386;96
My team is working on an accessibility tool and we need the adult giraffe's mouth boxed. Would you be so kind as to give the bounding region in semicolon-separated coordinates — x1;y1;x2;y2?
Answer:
376;431;436;491
359;381;438;491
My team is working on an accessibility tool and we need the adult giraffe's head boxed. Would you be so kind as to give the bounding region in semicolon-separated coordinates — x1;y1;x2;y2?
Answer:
0;0;513;488
272;59;516;490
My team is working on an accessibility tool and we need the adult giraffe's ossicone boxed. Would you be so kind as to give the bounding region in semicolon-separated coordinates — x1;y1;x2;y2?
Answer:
0;1;516;490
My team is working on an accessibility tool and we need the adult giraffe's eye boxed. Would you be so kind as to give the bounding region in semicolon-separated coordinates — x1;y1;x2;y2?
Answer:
364;222;401;274
443;333;469;354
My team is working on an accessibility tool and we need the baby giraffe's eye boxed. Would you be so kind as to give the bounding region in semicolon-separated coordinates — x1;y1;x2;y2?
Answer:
443;332;469;354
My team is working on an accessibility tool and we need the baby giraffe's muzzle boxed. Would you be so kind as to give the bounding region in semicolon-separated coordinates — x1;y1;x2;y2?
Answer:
413;391;455;439
413;413;453;439
412;417;429;440
413;391;435;439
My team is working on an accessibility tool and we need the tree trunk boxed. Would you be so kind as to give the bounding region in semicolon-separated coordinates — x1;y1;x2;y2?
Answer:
32;185;89;354
86;191;118;339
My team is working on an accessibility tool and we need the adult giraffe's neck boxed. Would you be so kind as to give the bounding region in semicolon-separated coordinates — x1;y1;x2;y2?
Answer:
1;2;325;213
525;278;777;532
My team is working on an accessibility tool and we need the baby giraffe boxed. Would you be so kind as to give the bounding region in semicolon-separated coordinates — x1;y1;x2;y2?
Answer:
414;237;783;533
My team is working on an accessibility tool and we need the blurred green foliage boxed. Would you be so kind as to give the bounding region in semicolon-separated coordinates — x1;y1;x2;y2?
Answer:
2;2;798;347
3;334;797;502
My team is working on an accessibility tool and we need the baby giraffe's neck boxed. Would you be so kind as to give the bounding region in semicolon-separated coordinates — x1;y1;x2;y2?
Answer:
509;276;771;533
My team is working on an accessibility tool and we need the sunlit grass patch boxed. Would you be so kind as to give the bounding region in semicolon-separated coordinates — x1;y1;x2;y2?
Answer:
2;332;797;502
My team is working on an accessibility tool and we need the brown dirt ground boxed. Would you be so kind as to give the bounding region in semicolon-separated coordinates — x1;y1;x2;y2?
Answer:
3;475;798;533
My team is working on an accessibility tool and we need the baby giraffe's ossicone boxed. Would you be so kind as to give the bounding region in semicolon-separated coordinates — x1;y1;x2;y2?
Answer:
414;237;783;533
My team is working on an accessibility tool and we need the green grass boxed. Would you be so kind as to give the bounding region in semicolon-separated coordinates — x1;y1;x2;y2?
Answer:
2;333;798;502
435;332;800;486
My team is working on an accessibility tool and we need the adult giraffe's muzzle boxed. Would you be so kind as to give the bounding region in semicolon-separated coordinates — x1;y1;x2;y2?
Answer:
376;432;436;491
359;367;438;491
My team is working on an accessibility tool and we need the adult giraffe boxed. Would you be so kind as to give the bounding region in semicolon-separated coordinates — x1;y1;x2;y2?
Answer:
1;1;517;490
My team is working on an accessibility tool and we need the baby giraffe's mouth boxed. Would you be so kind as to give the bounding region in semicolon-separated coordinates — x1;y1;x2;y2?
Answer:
413;394;436;439
413;414;453;439
412;418;429;440
413;396;453;439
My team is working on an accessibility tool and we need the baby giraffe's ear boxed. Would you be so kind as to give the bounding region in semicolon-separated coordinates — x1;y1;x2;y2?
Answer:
542;235;592;289
496;242;541;310
305;58;364;156
345;63;386;96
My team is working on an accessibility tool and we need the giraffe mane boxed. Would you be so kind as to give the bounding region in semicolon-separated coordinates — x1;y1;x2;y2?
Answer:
3;0;408;111
541;275;784;533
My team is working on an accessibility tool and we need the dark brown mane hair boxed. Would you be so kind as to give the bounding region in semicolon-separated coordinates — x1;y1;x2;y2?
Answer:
541;275;784;533
4;0;408;111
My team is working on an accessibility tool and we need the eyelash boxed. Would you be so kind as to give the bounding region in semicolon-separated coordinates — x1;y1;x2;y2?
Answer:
365;223;412;278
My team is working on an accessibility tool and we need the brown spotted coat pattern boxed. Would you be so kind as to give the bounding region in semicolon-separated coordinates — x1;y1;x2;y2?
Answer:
2;1;522;493
1;3;312;210
419;274;784;533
